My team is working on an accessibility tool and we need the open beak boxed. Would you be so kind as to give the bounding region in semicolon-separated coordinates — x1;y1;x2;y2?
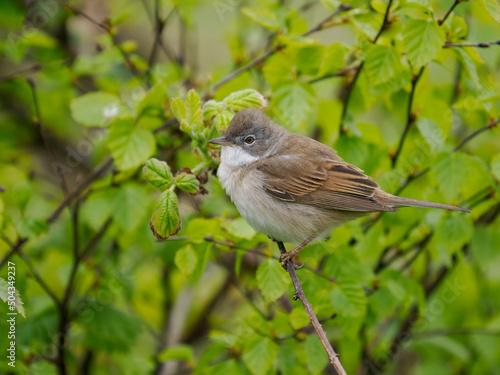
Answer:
209;137;234;146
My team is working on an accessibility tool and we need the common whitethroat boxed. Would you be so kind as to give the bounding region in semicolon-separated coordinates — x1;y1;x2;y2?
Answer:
209;109;470;266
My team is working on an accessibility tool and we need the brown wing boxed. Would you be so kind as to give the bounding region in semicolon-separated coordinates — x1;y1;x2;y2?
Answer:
257;157;397;212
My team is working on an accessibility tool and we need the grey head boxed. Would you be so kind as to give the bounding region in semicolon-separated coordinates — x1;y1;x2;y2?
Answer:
208;108;288;158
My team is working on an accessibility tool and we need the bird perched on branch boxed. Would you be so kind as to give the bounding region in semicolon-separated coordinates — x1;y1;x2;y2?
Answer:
209;109;470;266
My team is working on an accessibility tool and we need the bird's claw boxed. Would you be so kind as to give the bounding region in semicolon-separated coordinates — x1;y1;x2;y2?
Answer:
279;253;303;270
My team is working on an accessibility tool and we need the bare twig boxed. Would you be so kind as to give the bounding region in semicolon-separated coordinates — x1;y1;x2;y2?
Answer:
438;0;460;25
0;64;42;82
445;40;500;48
373;0;394;43
391;67;425;167
308;65;358;84
277;242;347;375
212;4;352;91
453;118;500;151
0;238;27;269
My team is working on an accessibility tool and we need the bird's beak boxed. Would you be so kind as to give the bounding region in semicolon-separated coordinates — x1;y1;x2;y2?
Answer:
209;137;233;146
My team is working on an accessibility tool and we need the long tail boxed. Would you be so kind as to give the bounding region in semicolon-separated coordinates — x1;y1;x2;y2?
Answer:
388;196;470;213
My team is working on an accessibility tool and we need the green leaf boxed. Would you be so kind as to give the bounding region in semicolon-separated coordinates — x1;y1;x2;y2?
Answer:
274;82;315;127
491;154;500;181
107;117;156;170
403;20;445;70
203;100;224;120
317;42;348;77
330;278;367;317
416;117;445;152
223;89;267;111
226;217;256;240
256;259;290;303
434;212;474;255
215;111;235;133
150;190;181;239
174;172;199;194
433;152;492;202
186;89;204;128
79;301;141;352
477;0;500;22
242;336;280;375
171;97;190;131
175;244;199;275
296;46;325;76
365;45;402;85
289;307;310;330
0;277;25;318
242;8;280;30
455;48;483;88
143;158;174;190
305;335;328;375
70;92;122;127
158;344;195;366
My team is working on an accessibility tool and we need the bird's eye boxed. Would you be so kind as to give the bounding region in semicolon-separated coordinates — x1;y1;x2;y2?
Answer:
244;135;255;144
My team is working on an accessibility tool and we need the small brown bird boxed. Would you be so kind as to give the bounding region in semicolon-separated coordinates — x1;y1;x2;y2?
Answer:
209;109;470;265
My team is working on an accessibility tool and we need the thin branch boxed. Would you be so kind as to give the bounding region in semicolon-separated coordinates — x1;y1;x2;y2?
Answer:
373;0;394;43
414;328;500;338
0;238;27;269
438;0;460;25
445;40;500;48
277;242;347;375
212;4;352;91
308;65;358;84
453;118;500;151
0;64;42;82
391;67;425;167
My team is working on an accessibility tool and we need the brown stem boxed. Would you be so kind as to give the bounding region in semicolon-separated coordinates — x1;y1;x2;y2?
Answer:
453;118;500;151
277;242;347;375
445;40;500;48
439;0;460;25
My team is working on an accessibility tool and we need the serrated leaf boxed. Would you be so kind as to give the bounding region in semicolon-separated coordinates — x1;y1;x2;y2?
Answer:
215;111;235;133
107;117;156;170
365;45;402;85
477;0;500;22
305;335;328;375
175;244;199;275
0;277;25;318
256;259;290;303
416;117;445;152
242;336;280;375
174;172;199;194
318;42;349;77
150;190;181;239
158;344;195;365
203;99;224;120
403;20;445;69
274;82;315;127
223;89;267;111
242;8;280;30
434;213;474;255
171;97;187;123
331;279;367;317
186;89;203;128
71;92;122;126
455;48;483;88
433;152;492;201
143;158;174;190
296;45;325;76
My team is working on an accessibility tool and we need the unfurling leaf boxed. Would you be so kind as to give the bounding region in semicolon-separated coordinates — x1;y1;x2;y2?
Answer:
170;97;187;123
107;117;156;170
186;89;203;128
143;158;174;190
174;172;200;194
202;100;224;120
214;111;235;133
223;89;268;111
150;190;181;239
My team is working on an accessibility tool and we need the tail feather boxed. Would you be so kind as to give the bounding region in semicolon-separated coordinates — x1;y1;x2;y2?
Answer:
389;196;471;213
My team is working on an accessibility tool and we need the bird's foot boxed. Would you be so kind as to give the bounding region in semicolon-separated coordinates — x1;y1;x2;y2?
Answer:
279;252;303;270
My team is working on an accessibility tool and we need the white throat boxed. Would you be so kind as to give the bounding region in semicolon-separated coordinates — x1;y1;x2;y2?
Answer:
220;146;259;168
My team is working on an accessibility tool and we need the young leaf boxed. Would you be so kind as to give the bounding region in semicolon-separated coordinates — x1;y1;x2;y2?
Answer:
150;190;181;239
242;336;280;375
491;154;500;181
143;158;174;190
223;89;267;111
403;20;445;70
274;82;315;127
256;259;290;303
365;45;402;85
171;97;191;131
330;279;367;317
477;0;500;22
71;92;122;127
0;277;25;318
107;117;156;170
241;8;280;30
215;111;235;133
186;89;204;128
203;99;224;120
305;335;328;375
434;213;474;255
175;244;199;275
174;172;200;194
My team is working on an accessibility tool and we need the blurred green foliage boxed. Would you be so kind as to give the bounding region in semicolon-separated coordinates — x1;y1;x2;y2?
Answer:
1;0;500;374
